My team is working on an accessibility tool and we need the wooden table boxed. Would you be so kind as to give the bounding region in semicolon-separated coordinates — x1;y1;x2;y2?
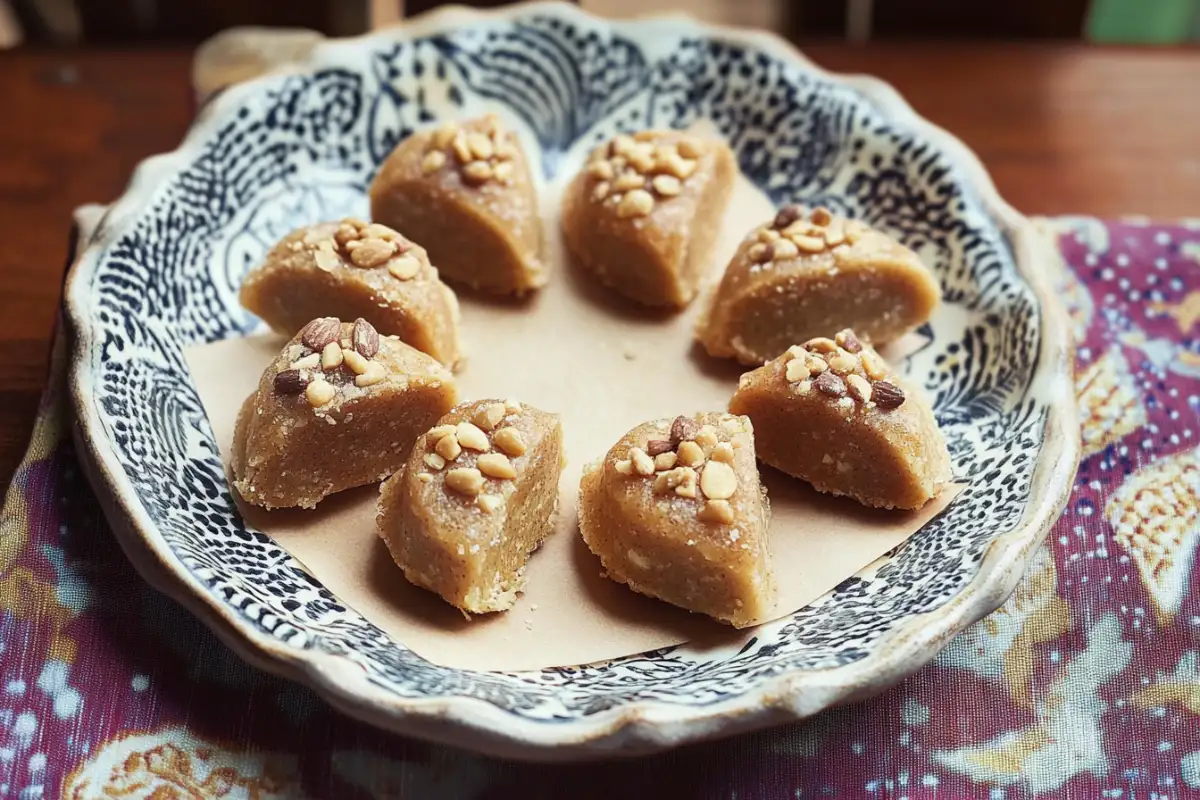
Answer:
0;43;1197;488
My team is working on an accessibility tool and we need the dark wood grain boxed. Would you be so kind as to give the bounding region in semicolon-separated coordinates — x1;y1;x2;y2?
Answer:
0;43;1198;490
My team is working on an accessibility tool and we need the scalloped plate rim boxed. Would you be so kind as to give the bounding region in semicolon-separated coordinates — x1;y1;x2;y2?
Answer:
62;0;1080;760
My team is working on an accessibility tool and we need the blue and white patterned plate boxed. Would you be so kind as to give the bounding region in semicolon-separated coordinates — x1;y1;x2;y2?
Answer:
65;1;1078;759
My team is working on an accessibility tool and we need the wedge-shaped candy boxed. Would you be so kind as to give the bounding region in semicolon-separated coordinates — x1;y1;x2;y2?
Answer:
562;130;735;308
369;115;545;295
578;412;774;628
377;399;564;613
729;329;951;510
239;219;461;367
697;206;940;365
231;318;457;509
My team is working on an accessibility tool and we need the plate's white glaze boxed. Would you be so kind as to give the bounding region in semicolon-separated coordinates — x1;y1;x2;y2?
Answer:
65;1;1078;759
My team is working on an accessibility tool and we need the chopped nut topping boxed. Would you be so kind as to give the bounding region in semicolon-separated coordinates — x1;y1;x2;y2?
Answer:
824;225;846;247
835;329;863;353
424;452;446;470
493;161;515;184
646;439;674;457
711;442;735;463
757;228;780;244
445;467;485;496
771;239;800;260
432;122;458;149
792;234;826;253
827;353;859;375
354;361;386;387
677;440;705;468
427;424;457;441
805;337;839;353
630;447;656;476
588;160;614;181
421;150;446;174
476;402;507;432
455;422;490;452
613;172;646;192
504;398;522;412
815;371;847;398
591;181;611;202
810;207;833;226
618;189;655;218
773;205;802;229
305;378;335;407
349;237;396;268
435;433;462;461
670;415;699;444
794;379;812;395
698;499;734;525
699;460;737;500
301;317;341;351
614;459;634;476
785;357;810;383
660;153;696;180
861;349;888;381
321;342;343;371
352;318;380;358
291;353;320;371
388;254;421;280
493;427;527;456
466;132;494;160
804;352;828;375
655;466;698;498
451;131;473;164
610;134;635;157
873;381;906;409
417;472;434;484
652;174;682;197
748;243;772;263
477;452;517;479
846;374;873;403
342;349;370;375
694;425;719;452
676;137;703;159
274;369;308;395
462;160;493;185
477;494;504;513
313;247;340;272
654;451;678;471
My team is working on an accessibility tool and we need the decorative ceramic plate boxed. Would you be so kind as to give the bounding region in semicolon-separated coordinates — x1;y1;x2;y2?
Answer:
65;1;1078;759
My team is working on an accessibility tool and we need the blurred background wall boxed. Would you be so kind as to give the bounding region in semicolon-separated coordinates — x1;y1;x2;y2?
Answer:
3;0;1199;46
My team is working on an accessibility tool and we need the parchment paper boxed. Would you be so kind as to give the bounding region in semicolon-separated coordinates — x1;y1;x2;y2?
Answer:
184;161;957;672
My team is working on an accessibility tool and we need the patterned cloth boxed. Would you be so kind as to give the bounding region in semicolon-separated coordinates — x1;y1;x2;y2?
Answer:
2;217;1198;798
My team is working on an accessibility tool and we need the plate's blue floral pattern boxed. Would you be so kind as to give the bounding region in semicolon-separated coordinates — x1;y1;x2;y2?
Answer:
70;6;1056;738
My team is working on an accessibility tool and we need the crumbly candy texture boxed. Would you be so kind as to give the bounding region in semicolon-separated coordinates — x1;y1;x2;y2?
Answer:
238;219;461;368
377;399;564;614
369;115;545;295
561;130;736;309
230;319;457;509
728;330;951;510
696;205;940;365
578;412;774;628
